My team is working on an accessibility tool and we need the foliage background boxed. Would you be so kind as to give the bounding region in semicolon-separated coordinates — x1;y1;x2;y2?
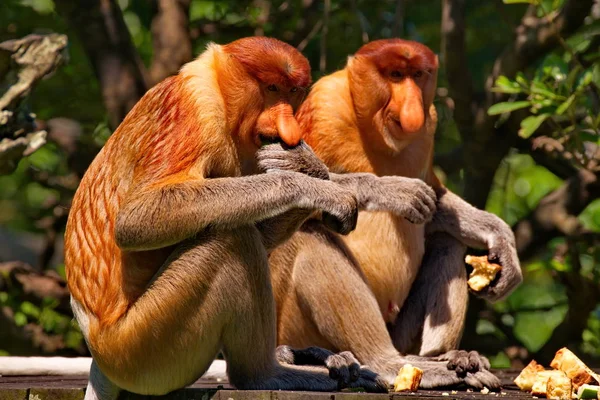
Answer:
0;0;599;369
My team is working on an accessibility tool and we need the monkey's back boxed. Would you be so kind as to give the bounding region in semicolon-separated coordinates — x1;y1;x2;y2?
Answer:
64;60;227;328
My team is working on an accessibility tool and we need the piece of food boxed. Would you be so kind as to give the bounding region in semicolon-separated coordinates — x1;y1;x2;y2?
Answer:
465;255;502;291
393;364;423;392
551;348;600;390
532;371;569;396
515;360;546;391
547;372;573;400
576;384;600;399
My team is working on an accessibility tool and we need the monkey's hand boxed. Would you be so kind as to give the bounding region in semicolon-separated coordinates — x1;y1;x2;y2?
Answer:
432;350;491;374
426;189;523;302
276;345;388;392
257;141;330;180
330;173;437;224
257;143;358;235
401;357;500;390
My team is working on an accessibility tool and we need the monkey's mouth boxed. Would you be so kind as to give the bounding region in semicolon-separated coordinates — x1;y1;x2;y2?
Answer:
387;115;404;132
258;134;283;146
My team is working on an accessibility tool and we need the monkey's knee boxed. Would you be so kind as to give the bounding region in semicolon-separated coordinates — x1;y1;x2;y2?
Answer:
85;361;120;400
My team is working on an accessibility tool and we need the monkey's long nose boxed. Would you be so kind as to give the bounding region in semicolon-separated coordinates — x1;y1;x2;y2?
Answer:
274;103;302;146
397;81;424;134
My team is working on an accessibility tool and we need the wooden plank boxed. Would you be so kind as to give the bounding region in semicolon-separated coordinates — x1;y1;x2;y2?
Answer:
0;370;590;399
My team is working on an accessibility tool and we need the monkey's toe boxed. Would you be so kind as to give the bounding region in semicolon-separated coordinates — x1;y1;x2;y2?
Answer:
346;368;388;393
443;350;489;375
326;351;361;387
464;370;501;390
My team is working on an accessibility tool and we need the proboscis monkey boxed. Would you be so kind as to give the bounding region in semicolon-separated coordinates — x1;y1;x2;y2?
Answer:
64;37;394;400
267;39;522;388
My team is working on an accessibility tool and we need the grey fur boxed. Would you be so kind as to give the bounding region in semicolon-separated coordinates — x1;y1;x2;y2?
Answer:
427;188;523;302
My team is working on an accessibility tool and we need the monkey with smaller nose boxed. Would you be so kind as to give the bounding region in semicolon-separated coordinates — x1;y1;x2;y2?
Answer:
266;39;522;389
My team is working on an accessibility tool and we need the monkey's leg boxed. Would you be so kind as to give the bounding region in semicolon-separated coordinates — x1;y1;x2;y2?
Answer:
213;226;387;393
276;223;418;383
275;225;500;389
84;226;384;399
275;345;361;387
390;233;492;377
391;232;467;356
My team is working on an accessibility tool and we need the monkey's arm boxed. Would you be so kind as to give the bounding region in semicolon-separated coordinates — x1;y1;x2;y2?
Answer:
425;186;523;302
257;142;437;225
115;171;357;252
330;173;437;224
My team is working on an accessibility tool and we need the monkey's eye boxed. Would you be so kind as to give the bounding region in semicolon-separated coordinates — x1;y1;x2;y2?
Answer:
390;71;403;78
267;84;278;92
414;71;423;78
290;87;298;93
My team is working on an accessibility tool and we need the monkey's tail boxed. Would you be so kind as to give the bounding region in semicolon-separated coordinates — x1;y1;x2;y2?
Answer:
0;357;228;380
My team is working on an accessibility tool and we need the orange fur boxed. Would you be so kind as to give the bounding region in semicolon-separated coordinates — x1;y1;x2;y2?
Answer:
64;38;311;345
296;39;440;322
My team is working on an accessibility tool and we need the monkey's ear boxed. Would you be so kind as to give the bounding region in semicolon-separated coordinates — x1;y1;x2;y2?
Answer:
433;55;440;69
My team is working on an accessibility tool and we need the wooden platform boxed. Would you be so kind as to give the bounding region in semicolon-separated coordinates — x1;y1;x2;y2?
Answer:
0;370;539;400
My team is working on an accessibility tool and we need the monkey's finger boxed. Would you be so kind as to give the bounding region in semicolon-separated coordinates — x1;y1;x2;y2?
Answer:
346;368;389;393
257;160;294;172
325;355;351;387
322;212;356;235
338;351;360;382
419;368;463;389
467;351;490;372
415;197;436;221
464;371;501;390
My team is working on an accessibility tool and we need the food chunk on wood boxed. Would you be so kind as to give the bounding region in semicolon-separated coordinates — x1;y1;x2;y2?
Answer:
515;360;546;391
531;371;569;396
465;255;502;291
547;372;573;400
393;364;423;392
551;348;600;390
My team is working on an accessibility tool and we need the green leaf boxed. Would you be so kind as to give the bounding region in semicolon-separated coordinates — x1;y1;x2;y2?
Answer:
556;95;576;115
14;312;27;327
531;81;561;99
519;114;550;138
492;76;523;94
488;101;531;115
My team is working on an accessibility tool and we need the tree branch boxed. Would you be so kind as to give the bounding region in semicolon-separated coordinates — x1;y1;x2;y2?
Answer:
54;0;148;129
148;0;192;86
0;34;67;175
441;0;474;145
514;169;600;260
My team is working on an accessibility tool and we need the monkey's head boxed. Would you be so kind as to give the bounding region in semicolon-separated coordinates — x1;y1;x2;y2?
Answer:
222;37;311;149
347;39;438;149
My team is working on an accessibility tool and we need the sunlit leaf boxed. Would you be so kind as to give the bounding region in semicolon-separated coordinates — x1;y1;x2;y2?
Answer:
531;81;562;99
488;101;531;115
14;312;27;327
519;114;549;138
556;95;576;115
492;76;523;94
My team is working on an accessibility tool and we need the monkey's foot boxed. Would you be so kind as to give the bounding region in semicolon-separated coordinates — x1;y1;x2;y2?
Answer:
419;366;501;390
275;346;386;391
324;351;360;388
435;350;491;375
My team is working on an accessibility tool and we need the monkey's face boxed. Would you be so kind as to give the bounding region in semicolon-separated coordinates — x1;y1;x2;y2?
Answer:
351;39;438;149
253;83;307;148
